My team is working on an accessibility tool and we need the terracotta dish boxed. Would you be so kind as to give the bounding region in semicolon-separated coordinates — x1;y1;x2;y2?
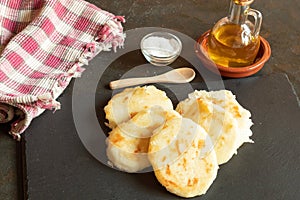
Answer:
195;30;271;78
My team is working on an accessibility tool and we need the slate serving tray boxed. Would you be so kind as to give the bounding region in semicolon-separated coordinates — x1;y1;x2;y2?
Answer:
22;69;300;200
21;31;300;199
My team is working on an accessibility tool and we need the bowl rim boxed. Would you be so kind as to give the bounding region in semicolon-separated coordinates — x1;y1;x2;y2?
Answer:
195;30;271;75
140;31;183;56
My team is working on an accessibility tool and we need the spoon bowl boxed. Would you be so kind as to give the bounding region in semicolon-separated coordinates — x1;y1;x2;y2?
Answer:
109;68;196;90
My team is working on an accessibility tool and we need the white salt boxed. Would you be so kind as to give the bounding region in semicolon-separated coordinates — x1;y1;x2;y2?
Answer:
142;36;178;57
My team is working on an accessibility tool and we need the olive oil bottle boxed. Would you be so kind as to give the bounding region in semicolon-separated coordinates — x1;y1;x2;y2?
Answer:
207;0;262;67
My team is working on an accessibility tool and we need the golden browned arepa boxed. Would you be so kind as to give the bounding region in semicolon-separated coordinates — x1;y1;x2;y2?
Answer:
106;107;181;172
176;90;253;165
148;117;218;198
104;85;173;129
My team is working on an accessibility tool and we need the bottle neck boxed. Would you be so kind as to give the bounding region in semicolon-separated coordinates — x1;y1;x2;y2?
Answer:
228;1;249;24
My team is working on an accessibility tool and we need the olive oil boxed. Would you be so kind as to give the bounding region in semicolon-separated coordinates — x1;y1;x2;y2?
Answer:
206;0;262;68
207;24;260;68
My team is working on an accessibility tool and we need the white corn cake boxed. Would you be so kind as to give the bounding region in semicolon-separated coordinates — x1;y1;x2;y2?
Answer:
149;117;218;198
106;107;180;173
104;85;173;129
176;90;253;165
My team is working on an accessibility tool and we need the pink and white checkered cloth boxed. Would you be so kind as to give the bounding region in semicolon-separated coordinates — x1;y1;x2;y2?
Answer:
0;0;125;140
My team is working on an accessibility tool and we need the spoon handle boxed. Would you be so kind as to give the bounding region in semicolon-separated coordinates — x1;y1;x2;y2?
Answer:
109;76;160;90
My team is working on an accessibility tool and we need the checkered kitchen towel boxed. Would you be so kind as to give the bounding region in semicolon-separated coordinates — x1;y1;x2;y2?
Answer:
0;0;125;140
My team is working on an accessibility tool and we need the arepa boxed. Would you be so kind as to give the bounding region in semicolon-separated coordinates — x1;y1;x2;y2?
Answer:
104;85;173;129
106;107;180;173
148;117;218;198
176;90;253;165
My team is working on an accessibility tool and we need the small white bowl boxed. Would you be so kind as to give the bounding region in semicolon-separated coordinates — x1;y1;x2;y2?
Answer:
140;32;182;66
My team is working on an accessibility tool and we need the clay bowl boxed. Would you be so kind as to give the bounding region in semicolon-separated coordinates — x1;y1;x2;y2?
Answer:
195;30;271;78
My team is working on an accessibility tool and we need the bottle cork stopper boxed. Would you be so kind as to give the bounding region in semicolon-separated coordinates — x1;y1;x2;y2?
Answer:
233;0;254;6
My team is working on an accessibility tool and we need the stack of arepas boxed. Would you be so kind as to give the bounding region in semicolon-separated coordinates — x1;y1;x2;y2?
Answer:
104;85;253;198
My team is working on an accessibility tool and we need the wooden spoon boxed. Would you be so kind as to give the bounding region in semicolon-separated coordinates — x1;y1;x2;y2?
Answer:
109;67;196;90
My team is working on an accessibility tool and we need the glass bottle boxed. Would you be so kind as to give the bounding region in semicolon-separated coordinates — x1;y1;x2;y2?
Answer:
207;0;262;67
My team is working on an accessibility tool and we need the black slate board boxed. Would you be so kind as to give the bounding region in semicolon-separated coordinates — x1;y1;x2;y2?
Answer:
21;29;300;200
22;70;300;200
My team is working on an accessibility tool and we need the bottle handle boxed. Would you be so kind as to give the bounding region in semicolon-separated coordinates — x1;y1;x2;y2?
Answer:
247;8;262;37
